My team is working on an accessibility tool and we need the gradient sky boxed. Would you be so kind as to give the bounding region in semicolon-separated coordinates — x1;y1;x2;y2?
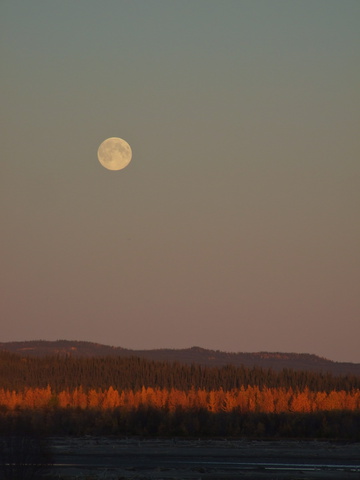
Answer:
1;1;359;362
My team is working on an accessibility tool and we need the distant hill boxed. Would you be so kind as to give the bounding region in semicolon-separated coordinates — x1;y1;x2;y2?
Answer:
1;340;359;376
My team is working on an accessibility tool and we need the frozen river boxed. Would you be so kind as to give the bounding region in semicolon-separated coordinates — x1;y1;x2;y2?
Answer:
48;437;360;479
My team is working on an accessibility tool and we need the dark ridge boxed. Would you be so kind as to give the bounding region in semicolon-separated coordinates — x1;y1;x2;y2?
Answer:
0;340;359;376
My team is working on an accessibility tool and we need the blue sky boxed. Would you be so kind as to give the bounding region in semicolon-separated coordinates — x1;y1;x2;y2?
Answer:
1;1;360;362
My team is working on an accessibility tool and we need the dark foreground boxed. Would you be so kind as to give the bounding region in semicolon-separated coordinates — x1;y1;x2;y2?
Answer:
46;437;360;479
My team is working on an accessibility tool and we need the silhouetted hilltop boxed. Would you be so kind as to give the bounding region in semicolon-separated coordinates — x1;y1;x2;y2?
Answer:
0;340;359;376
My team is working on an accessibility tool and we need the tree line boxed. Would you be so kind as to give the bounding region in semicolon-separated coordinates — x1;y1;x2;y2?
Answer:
1;385;360;413
1;351;360;439
1;351;359;393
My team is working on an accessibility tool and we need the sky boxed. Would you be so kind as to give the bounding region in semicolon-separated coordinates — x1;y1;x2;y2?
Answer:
1;1;359;363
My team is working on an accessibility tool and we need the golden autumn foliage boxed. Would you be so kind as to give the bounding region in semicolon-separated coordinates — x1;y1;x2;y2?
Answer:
0;386;359;413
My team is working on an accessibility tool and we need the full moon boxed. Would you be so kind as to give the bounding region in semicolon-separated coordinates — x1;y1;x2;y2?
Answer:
97;137;132;171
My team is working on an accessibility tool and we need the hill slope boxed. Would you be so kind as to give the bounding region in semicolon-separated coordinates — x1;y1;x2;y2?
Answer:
1;340;359;376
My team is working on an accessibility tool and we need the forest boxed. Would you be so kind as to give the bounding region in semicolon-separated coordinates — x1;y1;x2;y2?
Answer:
0;351;359;439
1;350;360;392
